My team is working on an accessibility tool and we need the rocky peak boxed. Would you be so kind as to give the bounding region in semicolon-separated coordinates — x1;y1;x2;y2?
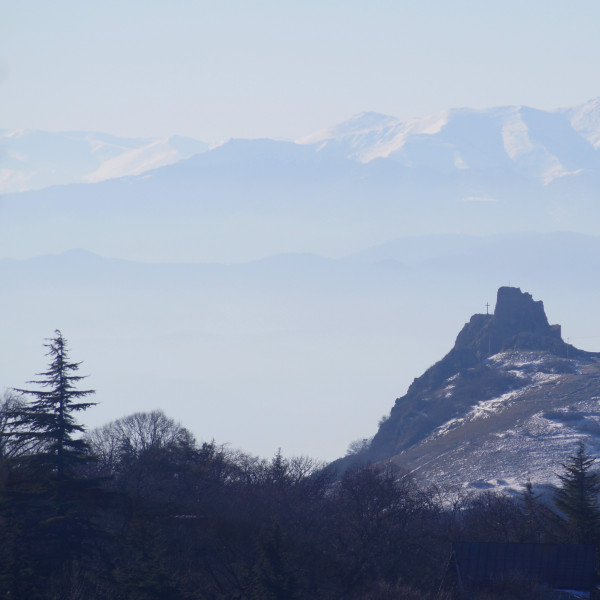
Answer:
455;287;564;360
494;286;558;338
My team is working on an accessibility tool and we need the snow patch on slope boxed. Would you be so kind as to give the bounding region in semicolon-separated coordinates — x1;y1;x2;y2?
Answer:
500;108;584;184
429;352;569;441
296;110;450;163
502;109;534;159
85;139;181;182
567;97;600;149
405;353;600;493
0;130;208;193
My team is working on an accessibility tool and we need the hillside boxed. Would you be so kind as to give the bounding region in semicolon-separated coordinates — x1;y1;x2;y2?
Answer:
336;287;600;491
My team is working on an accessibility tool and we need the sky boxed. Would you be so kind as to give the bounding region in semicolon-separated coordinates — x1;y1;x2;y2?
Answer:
3;0;600;144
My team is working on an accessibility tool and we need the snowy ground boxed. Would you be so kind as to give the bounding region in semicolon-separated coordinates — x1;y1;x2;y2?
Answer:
395;352;600;493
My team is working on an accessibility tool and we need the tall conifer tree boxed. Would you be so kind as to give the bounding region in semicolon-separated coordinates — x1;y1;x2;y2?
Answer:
5;331;100;596
553;441;600;544
13;329;96;483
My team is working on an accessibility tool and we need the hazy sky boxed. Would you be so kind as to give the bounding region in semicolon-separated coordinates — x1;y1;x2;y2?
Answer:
3;1;600;143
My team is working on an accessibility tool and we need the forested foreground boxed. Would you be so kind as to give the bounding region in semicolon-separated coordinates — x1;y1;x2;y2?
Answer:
2;333;600;600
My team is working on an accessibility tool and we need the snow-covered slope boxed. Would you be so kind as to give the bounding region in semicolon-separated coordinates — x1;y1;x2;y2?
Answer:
564;97;600;149
296;110;448;163
298;102;600;185
0;130;208;193
398;351;600;491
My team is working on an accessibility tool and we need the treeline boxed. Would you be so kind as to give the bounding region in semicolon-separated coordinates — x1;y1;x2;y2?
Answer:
1;332;599;599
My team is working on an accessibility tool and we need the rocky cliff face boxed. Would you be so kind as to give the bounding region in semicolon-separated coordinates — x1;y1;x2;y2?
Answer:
334;287;600;489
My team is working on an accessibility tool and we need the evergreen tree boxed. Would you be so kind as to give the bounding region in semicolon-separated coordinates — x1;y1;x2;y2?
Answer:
2;331;102;597
553;441;600;543
251;522;297;600
13;329;96;482
519;480;553;543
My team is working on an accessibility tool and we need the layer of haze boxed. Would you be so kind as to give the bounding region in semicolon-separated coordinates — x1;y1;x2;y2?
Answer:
3;1;600;142
3;2;600;461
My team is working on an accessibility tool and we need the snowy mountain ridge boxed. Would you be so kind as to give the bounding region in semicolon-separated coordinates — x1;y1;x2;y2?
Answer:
0;129;208;193
3;97;600;195
4;100;600;263
296;110;449;163
298;99;600;185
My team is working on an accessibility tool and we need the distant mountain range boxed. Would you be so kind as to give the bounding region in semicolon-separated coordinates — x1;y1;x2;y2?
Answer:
299;98;600;183
2;98;600;262
4;97;600;194
333;286;600;491
0;130;208;193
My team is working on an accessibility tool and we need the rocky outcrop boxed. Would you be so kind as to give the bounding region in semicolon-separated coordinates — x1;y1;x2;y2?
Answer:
344;287;598;466
456;286;566;358
399;287;581;404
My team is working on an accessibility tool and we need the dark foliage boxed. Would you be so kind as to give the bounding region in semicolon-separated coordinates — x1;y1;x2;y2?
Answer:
0;331;108;598
553;441;600;543
1;333;599;598
13;331;95;458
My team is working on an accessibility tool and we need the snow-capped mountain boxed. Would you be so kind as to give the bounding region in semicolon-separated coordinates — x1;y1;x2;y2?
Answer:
0;130;208;193
4;97;600;196
335;287;600;491
3;98;600;263
298;100;600;185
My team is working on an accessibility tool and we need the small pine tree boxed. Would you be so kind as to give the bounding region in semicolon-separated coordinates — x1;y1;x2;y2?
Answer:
553;441;600;543
519;480;552;543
